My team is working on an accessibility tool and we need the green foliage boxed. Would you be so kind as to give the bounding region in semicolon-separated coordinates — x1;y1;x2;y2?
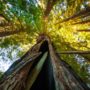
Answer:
0;71;3;78
0;0;90;86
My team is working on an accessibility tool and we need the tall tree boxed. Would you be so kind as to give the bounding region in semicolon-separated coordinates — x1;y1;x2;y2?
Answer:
0;0;90;90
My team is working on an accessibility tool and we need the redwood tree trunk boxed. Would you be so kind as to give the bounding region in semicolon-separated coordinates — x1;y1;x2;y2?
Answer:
0;35;89;90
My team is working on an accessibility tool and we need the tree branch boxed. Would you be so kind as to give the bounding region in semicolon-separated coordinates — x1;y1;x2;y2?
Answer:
0;29;25;37
72;20;90;25
77;29;90;32
55;7;90;24
57;51;90;54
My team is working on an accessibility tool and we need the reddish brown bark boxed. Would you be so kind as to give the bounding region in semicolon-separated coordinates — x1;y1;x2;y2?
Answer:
44;0;58;18
0;35;89;90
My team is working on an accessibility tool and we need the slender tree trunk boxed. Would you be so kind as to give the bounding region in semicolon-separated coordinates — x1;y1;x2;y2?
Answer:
44;0;58;18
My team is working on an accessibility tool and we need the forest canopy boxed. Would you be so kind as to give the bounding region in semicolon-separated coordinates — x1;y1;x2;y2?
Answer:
0;0;90;88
